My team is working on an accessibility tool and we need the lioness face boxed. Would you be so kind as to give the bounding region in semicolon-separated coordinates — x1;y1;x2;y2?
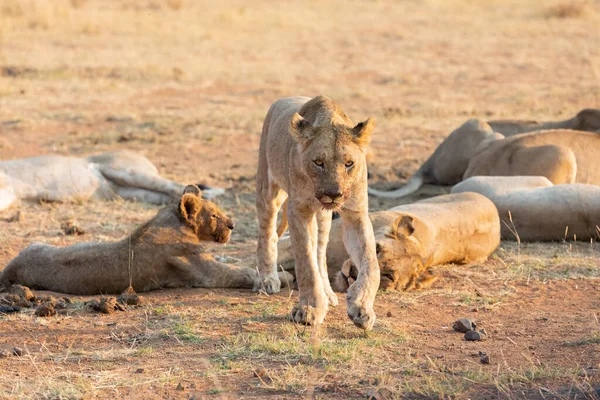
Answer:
290;114;375;210
375;237;420;291
179;185;235;244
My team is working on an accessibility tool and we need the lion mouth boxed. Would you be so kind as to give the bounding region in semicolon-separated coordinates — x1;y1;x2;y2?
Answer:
213;231;231;244
320;201;341;211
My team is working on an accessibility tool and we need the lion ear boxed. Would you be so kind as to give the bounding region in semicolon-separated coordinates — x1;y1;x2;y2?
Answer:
183;185;202;197
290;113;316;144
352;118;375;148
391;215;415;239
179;193;201;225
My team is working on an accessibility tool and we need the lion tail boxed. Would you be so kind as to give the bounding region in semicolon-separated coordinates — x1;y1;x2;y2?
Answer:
367;174;424;199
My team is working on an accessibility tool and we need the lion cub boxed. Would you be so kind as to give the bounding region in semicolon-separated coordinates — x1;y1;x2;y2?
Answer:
256;95;380;330
1;186;292;294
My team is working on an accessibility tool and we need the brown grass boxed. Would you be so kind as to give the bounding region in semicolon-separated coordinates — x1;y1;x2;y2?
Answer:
1;0;600;398
543;1;596;18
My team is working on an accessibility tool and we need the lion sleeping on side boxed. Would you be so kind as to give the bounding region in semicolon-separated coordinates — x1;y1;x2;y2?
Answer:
369;109;600;198
279;192;500;292
0;150;224;211
0;185;291;295
452;176;600;242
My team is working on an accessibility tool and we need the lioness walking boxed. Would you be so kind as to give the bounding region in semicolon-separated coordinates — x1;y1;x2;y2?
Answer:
256;95;379;330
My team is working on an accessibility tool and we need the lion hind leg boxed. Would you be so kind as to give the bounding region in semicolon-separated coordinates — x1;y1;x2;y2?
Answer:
510;145;577;184
112;186;173;205
94;165;184;198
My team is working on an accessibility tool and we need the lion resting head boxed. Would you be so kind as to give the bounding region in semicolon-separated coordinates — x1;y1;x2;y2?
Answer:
288;98;375;211
178;185;235;244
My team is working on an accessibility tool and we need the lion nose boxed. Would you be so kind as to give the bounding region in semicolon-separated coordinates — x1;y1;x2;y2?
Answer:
227;221;235;230
325;190;343;200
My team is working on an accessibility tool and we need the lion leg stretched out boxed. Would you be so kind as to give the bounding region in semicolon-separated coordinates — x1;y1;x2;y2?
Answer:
255;95;379;330
0;150;224;212
0;185;292;295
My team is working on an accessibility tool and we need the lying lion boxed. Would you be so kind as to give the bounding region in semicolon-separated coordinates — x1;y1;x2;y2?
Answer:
452;176;600;241
0;150;224;211
0;185;291;295
278;192;500;292
488;108;600;137
369;118;600;199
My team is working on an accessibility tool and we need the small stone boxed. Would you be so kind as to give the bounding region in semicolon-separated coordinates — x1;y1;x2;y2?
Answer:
253;367;267;378
135;368;145;374
386;311;393;318
479;351;490;364
465;330;487;341
0;305;21;313
176;382;184;391
55;300;68;310
472;307;479;312
85;299;100;311
12;347;23;357
0;349;10;358
453;318;476;333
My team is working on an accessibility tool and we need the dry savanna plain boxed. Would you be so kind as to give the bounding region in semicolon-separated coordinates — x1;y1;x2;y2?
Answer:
1;0;600;399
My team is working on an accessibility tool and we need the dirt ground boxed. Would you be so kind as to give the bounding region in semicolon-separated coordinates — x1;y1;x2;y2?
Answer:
1;0;600;398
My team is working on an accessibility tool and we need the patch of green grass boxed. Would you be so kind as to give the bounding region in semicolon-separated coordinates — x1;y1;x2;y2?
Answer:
153;305;174;316
173;321;204;343
564;334;600;347
134;346;154;357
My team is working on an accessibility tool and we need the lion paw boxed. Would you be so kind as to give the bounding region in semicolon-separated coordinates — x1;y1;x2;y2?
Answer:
277;271;295;288
324;285;339;307
289;304;326;326
253;273;281;294
347;303;376;330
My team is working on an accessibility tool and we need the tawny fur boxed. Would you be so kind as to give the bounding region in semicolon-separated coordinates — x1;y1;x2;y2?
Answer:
452;176;600;241
256;95;379;329
488;108;600;137
279;192;500;292
368;109;600;199
463;129;600;184
0;150;224;211
0;186;292;295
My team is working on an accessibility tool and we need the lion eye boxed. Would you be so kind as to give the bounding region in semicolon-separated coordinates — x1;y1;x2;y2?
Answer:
345;160;354;168
314;159;324;168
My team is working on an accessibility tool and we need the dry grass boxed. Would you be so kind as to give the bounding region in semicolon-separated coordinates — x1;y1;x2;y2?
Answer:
543;1;597;18
1;0;600;398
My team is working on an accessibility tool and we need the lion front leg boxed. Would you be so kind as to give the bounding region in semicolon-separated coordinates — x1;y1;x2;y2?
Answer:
288;206;328;326
255;176;287;294
340;210;380;330
316;209;338;307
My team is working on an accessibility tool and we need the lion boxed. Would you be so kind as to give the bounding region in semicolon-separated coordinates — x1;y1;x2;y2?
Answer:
278;192;500;292
463;129;600;184
452;176;600;241
0;150;224;211
256;95;379;330
488;108;600;137
368;109;600;199
0;185;292;295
